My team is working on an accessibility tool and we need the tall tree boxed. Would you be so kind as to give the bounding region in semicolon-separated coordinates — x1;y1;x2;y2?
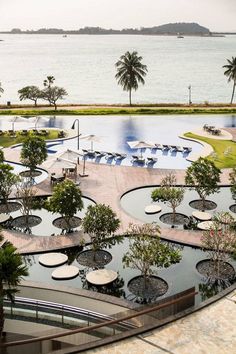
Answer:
82;204;120;254
185;157;221;210
46;180;84;233
223;56;236;104
41;76;67;110
20;136;47;178
151;173;185;224
18;86;42;106
115;51;148;106
0;240;28;339
123;224;181;285
0;163;19;208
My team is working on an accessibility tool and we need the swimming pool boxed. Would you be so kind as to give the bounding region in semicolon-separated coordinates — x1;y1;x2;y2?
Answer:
1;114;235;169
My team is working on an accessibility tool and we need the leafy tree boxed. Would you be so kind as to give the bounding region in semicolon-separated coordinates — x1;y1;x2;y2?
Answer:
15;181;37;232
0;82;3;97
123;223;181;285
223;56;236;104
20;136;47;178
115;51;148;105
201;212;236;278
47;180;83;232
18;86;42;106
43;76;55;88
0;163;19;207
41;76;67;110
229;167;236;200
0;150;4;163
82;204;120;254
185;157;221;210
0;240;28;339
151;173;185;224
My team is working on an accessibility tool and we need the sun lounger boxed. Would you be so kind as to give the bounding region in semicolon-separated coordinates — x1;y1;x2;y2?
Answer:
162;144;171;150
132;155;145;164
154;143;162;149
171;145;178;151
115;153;127;160
176;146;184;152
183;147;192;153
82;149;88;154
105;152;116;159
146;157;157;164
95;151;106;158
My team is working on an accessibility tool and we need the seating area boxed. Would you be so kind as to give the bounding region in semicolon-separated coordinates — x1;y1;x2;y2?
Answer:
203;124;221;136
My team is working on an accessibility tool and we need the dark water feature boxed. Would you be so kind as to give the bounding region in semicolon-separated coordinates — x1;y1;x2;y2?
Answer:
24;238;236;306
120;186;235;228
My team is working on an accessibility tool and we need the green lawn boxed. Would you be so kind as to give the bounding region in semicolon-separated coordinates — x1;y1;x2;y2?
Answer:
1;107;236;116
0;130;62;148
184;132;236;169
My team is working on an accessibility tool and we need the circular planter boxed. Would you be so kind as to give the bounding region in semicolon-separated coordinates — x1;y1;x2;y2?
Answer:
160;212;189;226
77;249;112;267
39;253;68;267
53;216;81;230
229;204;236;214
0;201;21;213
128;275;168;300
196;259;235;281
11;215;42;229
19;170;42;178
189;199;217;211
52;265;80;280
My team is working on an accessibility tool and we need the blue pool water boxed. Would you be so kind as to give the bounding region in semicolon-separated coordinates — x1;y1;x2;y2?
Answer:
1;114;235;169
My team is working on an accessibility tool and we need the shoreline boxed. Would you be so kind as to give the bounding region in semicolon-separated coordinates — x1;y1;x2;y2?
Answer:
1;103;236;116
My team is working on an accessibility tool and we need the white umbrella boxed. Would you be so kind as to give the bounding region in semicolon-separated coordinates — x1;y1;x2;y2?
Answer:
56;149;83;163
127;140;155;158
80;134;101;151
42;157;77;172
8;116;35;131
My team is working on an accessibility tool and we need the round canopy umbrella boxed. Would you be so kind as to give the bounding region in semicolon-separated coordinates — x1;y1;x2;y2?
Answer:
80;134;101;151
127;140;155;157
56;149;83;163
42;157;77;172
8;116;35;131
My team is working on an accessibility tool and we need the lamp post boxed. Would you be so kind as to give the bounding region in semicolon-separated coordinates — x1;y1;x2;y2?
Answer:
71;119;80;150
188;85;192;105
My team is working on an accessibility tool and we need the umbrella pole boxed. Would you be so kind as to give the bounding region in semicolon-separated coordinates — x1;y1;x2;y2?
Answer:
79;154;88;178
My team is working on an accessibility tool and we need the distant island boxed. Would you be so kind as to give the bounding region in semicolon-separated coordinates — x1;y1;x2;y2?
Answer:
0;23;229;36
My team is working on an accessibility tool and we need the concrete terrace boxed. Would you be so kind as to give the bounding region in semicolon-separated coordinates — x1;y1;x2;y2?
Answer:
2;146;233;253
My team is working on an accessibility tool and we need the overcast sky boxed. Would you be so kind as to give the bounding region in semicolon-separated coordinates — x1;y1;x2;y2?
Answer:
0;0;236;32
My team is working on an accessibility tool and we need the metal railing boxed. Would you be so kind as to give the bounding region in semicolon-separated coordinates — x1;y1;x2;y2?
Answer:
1;289;197;352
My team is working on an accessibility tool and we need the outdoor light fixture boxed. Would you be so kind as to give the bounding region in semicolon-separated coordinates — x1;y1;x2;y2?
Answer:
71;119;80;150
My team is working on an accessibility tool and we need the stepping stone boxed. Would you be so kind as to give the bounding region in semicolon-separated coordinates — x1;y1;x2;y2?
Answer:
192;211;212;221
52;265;80;280
0;214;10;224
197;221;221;231
86;269;118;286
39;253;68;267
145;205;162;214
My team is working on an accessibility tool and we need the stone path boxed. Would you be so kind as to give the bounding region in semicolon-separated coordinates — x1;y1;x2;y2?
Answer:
2;146;233;253
84;289;236;354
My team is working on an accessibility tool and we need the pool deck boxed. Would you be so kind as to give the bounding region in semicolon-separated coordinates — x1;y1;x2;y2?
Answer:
1;147;233;254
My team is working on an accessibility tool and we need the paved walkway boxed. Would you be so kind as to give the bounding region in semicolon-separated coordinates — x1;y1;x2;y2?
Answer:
84;289;236;354
2;147;233;253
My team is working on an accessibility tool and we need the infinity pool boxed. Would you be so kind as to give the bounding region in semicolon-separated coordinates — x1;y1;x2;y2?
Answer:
1;114;235;169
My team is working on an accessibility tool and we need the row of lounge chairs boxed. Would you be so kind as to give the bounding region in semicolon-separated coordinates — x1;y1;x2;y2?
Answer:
82;149;127;160
131;155;158;165
154;144;192;153
0;129;49;136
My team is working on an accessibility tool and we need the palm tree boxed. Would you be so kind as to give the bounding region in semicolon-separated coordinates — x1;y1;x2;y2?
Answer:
0;82;4;97
115;51;148;106
223;57;236;104
0;240;28;339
